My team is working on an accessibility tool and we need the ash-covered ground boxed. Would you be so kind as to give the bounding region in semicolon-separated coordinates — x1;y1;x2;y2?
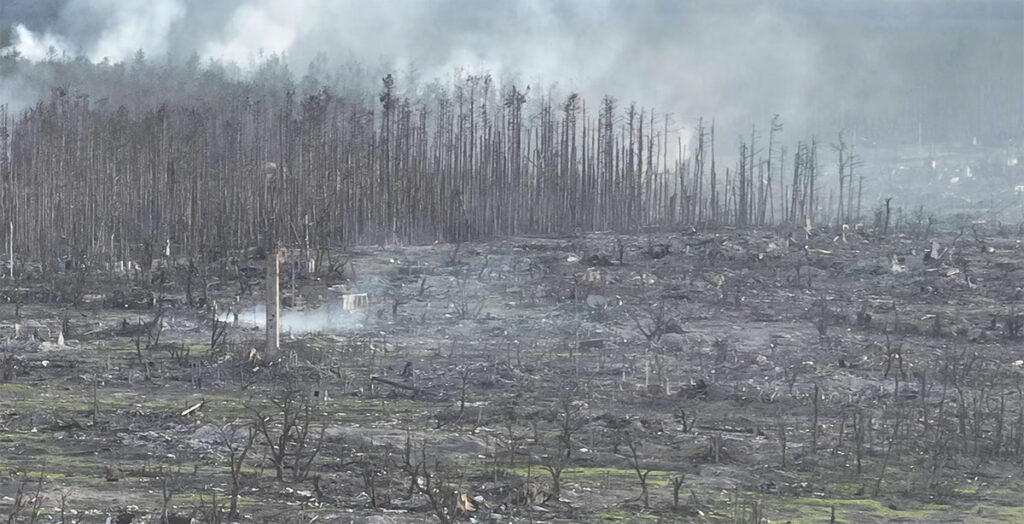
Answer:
1;224;1023;523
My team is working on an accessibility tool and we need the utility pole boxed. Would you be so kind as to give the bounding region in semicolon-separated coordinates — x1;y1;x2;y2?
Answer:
8;221;12;279
265;249;284;358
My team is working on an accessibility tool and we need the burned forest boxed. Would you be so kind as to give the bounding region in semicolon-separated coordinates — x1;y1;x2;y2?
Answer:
1;1;1023;523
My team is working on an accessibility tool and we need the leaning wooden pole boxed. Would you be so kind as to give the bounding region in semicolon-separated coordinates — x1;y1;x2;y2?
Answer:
266;249;284;358
8;221;13;279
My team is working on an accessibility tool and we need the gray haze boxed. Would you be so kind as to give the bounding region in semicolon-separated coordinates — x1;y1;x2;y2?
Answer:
2;0;1022;142
220;301;365;335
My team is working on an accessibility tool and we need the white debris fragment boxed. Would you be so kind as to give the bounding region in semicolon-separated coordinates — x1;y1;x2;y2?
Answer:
890;255;906;273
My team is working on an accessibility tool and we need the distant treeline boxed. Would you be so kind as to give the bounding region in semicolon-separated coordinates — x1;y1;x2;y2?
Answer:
0;55;1004;267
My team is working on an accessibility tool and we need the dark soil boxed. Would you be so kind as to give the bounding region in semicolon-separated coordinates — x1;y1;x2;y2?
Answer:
1;226;1023;523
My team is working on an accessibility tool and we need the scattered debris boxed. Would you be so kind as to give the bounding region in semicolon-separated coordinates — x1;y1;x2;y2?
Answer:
343;293;370;310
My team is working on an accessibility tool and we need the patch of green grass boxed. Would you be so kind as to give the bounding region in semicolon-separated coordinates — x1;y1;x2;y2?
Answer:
0;383;33;394
970;503;1024;523
769;495;952;524
91;340;143;354
170;343;215;357
6;470;69;481
595;510;659;521
0;455;112;483
491;465;680;488
207;464;264;476
953;484;981;495
173;492;262;508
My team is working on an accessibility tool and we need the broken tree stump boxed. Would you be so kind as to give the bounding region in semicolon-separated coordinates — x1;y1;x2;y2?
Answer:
343;293;369;310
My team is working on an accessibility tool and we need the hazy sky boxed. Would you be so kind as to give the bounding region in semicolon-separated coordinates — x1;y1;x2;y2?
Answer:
2;0;1022;142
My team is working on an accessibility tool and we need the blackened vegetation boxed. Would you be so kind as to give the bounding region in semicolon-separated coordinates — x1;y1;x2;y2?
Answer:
0;61;1023;524
0;63;834;271
0;224;1023;522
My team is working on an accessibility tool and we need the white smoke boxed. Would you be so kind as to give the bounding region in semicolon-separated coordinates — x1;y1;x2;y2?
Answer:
4;0;1022;142
199;0;310;66
13;0;185;62
6;0;824;134
88;0;185;61
221;300;366;335
12;24;73;61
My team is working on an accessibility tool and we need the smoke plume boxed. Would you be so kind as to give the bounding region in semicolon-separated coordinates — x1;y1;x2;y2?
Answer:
2;0;1022;142
221;301;366;335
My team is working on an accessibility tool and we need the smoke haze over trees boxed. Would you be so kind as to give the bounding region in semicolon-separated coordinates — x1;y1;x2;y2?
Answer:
3;5;1024;523
3;0;1021;142
0;0;1021;265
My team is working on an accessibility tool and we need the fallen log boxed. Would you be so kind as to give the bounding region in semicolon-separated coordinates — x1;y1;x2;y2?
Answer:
694;425;766;436
370;376;422;397
181;400;204;417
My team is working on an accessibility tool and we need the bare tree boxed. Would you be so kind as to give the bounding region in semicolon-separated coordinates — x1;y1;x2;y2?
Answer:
620;430;652;508
247;384;324;482
219;422;257;519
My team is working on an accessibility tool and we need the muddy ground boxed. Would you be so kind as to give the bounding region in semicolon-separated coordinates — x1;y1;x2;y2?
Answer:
1;224;1023;523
